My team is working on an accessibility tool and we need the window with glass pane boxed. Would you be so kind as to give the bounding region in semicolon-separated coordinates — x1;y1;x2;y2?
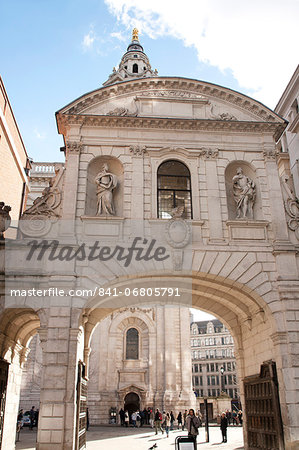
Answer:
126;328;139;360
157;160;192;219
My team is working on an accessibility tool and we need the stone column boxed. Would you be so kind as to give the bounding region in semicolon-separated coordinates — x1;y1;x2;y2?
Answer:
154;306;165;410
201;150;224;242
36;307;81;450
1;346;24;450
178;307;196;409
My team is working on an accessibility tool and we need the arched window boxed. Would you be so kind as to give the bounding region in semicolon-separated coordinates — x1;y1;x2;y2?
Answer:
126;328;139;359
132;63;138;73
157;160;192;219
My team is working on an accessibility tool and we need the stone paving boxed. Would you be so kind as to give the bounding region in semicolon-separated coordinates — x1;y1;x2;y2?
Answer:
16;425;244;450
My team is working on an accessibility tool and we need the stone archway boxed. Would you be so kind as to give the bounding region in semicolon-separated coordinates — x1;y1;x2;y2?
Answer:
0;308;41;450
81;267;297;449
124;392;140;416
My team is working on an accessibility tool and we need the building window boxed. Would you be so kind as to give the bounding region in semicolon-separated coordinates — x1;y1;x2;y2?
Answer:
133;63;138;73
126;328;139;359
157;160;192;219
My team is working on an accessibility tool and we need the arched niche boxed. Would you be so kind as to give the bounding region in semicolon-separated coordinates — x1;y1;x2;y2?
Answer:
85;156;124;217
225;161;263;220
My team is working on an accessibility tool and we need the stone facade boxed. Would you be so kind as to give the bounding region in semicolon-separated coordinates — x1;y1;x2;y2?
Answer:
88;306;194;424
191;319;239;400
0;33;299;450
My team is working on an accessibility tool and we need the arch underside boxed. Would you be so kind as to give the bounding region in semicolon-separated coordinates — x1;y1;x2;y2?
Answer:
82;271;276;380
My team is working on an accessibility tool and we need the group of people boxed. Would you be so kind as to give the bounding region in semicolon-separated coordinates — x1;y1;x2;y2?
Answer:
17;406;39;431
119;408;150;428
119;406;243;444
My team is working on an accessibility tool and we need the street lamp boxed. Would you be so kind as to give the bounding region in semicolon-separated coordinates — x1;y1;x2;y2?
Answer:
220;366;225;394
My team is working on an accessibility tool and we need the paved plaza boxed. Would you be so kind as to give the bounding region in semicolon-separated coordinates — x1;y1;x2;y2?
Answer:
16;425;244;450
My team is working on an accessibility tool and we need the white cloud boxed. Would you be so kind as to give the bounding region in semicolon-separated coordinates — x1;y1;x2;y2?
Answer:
34;128;46;140
82;28;96;50
110;31;126;41
105;0;299;108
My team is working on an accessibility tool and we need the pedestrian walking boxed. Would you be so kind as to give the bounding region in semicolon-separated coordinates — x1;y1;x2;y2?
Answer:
154;409;163;434
182;409;187;431
226;409;231;426
17;409;23;431
165;412;171;437
161;411;166;433
29;406;35;430
186;408;200;447
119;408;125;426
177;411;182;429
220;412;228;443
238;410;243;426
149;409;154;428
124;410;129;427
86;408;89;431
232;411;237;425
131;411;137;427
170;411;175;430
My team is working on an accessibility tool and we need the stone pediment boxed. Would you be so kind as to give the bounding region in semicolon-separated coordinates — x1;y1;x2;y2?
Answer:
56;77;286;140
57;77;284;123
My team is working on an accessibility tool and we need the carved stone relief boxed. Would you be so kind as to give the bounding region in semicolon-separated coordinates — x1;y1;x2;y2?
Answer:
129;145;147;156
20;166;64;236
66;141;83;154
210;104;238;121
199;148;219;159
281;175;299;239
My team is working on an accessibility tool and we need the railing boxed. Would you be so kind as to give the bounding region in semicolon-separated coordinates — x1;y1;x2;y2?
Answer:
30;162;63;175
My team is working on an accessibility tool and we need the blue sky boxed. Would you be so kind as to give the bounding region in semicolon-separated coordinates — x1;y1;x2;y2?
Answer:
1;0;298;163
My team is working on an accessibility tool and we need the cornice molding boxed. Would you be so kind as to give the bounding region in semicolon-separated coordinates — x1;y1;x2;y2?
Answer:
57;114;284;140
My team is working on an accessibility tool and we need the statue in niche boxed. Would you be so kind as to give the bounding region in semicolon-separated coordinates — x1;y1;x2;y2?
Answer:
232;167;256;219
94;163;118;216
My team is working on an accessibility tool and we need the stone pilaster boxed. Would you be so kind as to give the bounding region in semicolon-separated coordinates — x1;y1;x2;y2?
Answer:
129;146;146;225
200;150;224;241
61;141;82;235
36;307;81;450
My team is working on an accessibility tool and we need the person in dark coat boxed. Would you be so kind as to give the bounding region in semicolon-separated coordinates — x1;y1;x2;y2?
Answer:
29;406;35;430
177;411;182;429
237;410;243;426
186;409;200;447
119;408;125;426
86;408;89;431
220;412;228;443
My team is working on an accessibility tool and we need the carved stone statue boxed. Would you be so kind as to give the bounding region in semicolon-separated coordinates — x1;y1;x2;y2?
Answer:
94;164;118;216
0;202;11;240
232;167;256;219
